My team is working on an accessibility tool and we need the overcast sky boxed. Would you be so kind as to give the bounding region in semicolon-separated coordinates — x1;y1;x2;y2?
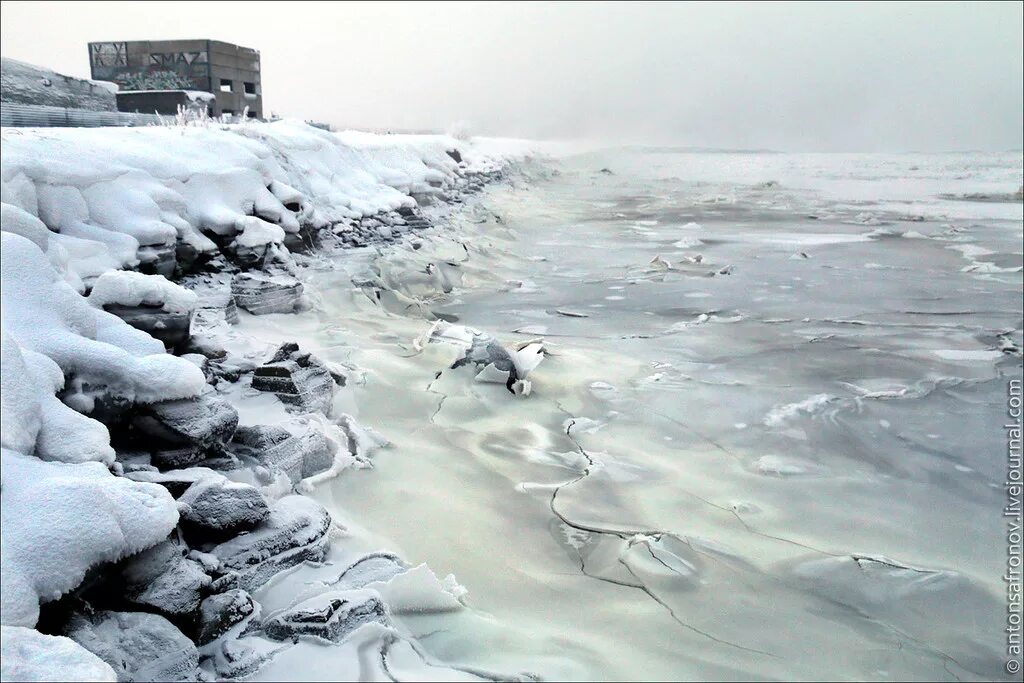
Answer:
2;1;1021;151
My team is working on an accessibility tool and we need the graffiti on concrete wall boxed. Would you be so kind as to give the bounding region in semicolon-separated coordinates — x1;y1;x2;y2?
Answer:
90;44;210;91
117;70;194;91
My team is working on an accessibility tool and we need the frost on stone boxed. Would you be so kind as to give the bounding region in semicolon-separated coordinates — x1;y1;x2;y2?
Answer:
0;449;179;627
64;610;199;682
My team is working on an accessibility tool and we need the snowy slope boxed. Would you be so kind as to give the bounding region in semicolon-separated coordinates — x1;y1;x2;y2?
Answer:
1;57;118;112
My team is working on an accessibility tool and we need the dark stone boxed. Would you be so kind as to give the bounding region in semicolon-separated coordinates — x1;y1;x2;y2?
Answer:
132;395;238;469
228;422;336;484
251;343;336;414
282;224;323;254
196;589;257;645
136;244;177;278
119;540;210;617
231;273;303;315
209;495;332;592
102;303;192;350
178;478;270;535
446;149;463;164
64;610;199;682
263;592;388;643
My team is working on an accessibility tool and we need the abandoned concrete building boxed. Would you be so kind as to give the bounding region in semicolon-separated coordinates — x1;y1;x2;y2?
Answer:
87;39;262;118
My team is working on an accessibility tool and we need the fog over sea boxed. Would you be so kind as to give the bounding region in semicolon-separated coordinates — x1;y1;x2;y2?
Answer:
261;148;1023;681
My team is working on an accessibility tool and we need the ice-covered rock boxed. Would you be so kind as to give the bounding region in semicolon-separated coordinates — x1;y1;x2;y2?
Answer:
230;273;304;315
119;540;211;617
262;589;389;643
209;495;332;592
0;625;117;682
228;419;340;486
196;589;258;645
178;478;270;535
131;395;238;469
65;611;199;682
250;342;337;414
0;449;179;628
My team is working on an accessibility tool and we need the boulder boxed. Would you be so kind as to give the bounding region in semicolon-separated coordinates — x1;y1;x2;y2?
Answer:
251;343;337;415
102;304;191;350
204;640;266;680
196;590;258;645
65;611;199;682
132;395;238;469
282;224;323;254
209;495;332;592
231;273;303;315
178;478;270;535
136;244;177;279
262;590;388;643
119;540;210;617
228;421;337;485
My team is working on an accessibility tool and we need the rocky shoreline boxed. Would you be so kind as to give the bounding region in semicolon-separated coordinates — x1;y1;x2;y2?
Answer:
1;123;532;681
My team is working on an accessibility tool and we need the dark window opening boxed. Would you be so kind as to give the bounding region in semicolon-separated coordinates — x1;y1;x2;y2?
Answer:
219;79;233;93
246;111;257;118
244;82;256;95
222;109;235;116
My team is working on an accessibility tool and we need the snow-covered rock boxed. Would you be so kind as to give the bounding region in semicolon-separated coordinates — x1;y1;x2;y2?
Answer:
119;540;211;617
196;589;258;646
2;121;527;287
0;625;117;682
228;418;340;486
230;273;304;315
262;589;389;643
64;611;199;682
131;395;238;469
87;271;198;349
0;450;179;628
209;495;331;592
1;331;114;465
0;233;206;409
177;477;270;535
250;342;337;414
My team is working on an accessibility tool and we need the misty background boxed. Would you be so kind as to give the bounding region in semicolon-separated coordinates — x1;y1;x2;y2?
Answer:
1;1;1021;151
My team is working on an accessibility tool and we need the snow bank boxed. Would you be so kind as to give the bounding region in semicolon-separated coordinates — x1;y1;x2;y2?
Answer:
1;121;530;286
0;625;116;682
1;57;118;111
1;233;206;408
0;449;178;627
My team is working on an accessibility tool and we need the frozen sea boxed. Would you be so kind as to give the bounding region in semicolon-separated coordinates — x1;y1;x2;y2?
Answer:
275;149;1022;680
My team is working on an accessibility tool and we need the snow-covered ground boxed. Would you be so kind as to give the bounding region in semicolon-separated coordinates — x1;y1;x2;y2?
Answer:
1;120;532;681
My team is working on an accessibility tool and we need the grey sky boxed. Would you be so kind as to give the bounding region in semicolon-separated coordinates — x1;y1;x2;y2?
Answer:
1;1;1021;151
